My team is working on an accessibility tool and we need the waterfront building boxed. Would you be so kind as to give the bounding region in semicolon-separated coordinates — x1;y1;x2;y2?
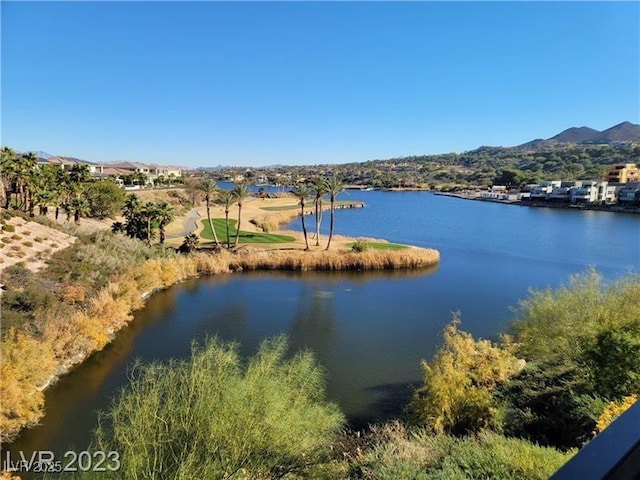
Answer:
617;182;640;205
570;181;616;204
530;181;560;200
606;163;640;183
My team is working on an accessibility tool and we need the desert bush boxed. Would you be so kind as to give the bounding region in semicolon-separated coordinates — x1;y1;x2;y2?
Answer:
2;224;15;232
22;230;31;236
75;337;344;479
410;315;522;435
60;283;90;304
1;237;11;244
595;395;638;433
352;421;573;480
351;240;369;252
0;328;56;443
582;318;640;399
85;180;125;219
498;359;606;450
512;269;640;364
10;234;21;240
23;241;33;247
34;236;44;243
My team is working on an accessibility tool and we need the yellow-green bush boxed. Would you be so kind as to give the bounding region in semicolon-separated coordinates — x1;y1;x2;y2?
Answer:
72;337;345;479
353;421;573;480
410;316;522;434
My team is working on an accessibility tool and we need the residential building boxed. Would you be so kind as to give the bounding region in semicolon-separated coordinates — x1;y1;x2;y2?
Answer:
41;156;102;174
530;181;560;200
617;182;640;205
606;163;640;183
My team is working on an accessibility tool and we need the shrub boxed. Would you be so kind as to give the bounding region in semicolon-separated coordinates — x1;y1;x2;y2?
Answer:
410;315;522;435
0;328;56;443
352;240;369;252
10;234;21;240
498;360;606;449
582;319;640;399
2;224;15;232
596;395;638;433
22;231;31;236
512;270;640;364
86;181;125;219
34;236;44;243
353;422;573;480
1;237;11;244
23;241;33;248
76;337;344;479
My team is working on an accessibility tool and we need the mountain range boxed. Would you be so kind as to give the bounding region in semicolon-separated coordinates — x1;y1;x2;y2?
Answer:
518;121;640;149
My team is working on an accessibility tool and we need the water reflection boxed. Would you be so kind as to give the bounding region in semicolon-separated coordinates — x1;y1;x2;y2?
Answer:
7;266;438;462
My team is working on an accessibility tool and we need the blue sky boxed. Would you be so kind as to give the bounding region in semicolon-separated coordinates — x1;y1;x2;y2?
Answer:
2;2;638;167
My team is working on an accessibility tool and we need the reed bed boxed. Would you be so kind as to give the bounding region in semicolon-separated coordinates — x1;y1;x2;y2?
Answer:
224;247;440;272
250;210;300;232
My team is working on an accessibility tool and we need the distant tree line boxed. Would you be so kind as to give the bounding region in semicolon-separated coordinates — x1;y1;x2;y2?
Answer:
213;143;640;190
1;147;125;222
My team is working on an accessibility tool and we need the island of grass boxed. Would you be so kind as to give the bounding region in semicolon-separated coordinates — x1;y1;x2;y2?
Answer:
201;219;295;244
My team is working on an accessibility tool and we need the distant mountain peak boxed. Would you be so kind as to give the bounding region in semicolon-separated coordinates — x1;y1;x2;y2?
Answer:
518;121;639;149
549;126;600;143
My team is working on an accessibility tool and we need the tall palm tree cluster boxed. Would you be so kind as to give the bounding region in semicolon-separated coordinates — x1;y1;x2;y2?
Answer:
292;175;344;251
1;147;115;223
112;194;175;247
197;179;250;250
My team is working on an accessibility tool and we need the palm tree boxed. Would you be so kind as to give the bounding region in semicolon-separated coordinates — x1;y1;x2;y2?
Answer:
32;164;58;216
292;184;311;251
155;201;175;245
122;194;144;239
54;168;71;220
70;197;89;224
325;175;344;250
232;182;250;247
1;147;17;208
197;180;220;247
179;233;199;253
16;152;37;212
311;176;328;246
216;189;235;249
69;164;90;184
140;202;159;246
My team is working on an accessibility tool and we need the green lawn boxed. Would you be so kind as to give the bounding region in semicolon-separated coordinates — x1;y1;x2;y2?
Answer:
345;241;408;251
200;219;295;244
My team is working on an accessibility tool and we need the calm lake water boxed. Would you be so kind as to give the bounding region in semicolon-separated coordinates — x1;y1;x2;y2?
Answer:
8;191;639;469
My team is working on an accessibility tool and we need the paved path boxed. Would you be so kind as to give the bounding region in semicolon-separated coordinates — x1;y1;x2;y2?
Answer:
167;208;201;239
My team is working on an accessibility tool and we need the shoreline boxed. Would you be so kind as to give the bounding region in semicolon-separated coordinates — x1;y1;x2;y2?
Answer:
434;191;640;215
2;202;439;443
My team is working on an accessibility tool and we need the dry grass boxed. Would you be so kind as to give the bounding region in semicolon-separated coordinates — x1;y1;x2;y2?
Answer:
188;247;439;272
